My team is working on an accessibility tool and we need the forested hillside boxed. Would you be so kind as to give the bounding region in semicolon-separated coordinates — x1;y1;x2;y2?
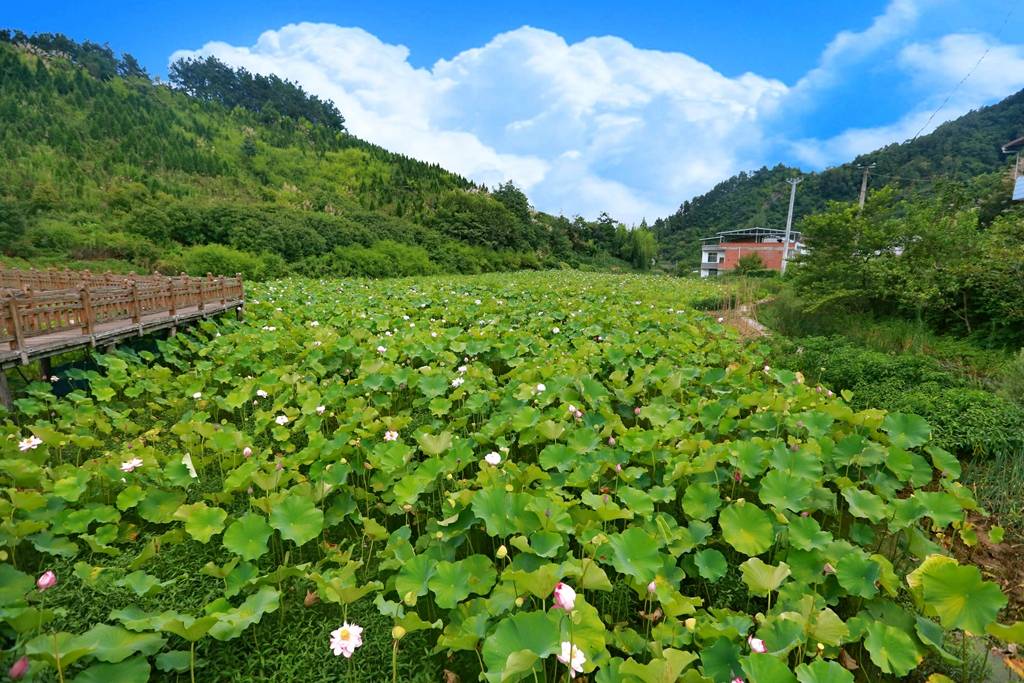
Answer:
0;31;657;277
654;89;1024;266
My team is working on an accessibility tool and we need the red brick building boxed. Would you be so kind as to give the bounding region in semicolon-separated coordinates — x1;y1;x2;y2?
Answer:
699;228;805;277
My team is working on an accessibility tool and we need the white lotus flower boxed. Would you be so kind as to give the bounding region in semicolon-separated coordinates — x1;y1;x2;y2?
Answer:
182;453;198;479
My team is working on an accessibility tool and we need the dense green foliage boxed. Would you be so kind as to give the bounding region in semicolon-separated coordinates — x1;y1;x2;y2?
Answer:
787;175;1024;347
0;273;1018;682
654;89;1024;266
169;55;346;132
768;336;1024;457
0;34;655;278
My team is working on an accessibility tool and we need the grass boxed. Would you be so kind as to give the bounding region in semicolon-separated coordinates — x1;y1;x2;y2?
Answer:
962;449;1024;543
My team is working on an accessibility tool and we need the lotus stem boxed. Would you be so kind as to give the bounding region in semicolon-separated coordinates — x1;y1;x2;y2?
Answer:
54;632;64;683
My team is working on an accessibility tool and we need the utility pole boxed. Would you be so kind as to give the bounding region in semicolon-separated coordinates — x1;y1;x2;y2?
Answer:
857;163;876;210
781;177;801;274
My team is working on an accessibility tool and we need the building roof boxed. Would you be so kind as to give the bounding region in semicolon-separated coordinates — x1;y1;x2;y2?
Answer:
700;227;802;243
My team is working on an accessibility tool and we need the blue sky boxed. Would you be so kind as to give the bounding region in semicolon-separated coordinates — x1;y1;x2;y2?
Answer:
6;1;1024;220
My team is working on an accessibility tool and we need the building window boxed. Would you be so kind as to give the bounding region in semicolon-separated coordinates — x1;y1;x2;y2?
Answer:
705;252;719;264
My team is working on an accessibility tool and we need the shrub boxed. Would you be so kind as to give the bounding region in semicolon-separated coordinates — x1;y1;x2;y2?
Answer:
770;335;1024;455
158;244;273;280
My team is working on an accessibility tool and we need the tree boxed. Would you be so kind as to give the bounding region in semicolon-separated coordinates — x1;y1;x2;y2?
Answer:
0;199;27;253
733;253;767;276
493;181;531;226
629;229;657;270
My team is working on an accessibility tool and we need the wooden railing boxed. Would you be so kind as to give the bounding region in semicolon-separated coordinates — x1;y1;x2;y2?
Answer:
1;268;244;354
0;267;182;291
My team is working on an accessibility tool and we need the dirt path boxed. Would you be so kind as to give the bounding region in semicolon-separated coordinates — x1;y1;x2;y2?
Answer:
712;299;772;339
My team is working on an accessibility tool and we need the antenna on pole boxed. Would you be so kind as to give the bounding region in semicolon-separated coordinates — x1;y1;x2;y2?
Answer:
781;177;802;274
857;163;876;211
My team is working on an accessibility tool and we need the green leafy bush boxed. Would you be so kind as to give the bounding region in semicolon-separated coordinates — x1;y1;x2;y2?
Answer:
158;244;283;280
770;335;1024;455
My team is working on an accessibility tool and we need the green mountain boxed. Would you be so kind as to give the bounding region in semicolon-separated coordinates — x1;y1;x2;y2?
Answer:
0;30;657;277
654;89;1024;266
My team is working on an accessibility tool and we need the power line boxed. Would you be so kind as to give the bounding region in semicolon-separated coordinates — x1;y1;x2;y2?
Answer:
909;2;1018;142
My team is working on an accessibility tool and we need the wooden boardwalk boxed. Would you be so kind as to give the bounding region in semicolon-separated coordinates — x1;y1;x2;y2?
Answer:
1;267;244;408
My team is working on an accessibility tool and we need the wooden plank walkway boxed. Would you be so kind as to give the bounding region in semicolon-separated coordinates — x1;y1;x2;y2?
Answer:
1;267;245;408
0;300;243;369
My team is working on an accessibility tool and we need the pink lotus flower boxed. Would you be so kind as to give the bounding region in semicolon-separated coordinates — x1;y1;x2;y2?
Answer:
823;562;836;575
376;345;387;354
608;436;616;446
733;469;742;482
243;447;253;457
383;430;399;442
615;463;622;472
634;407;642;415
8;656;28;680
732;678;744;683
120;458;144;473
329;622;363;658
748;635;767;653
647;580;657;594
557;641;586;678
552;582;576;611
36;570;57;592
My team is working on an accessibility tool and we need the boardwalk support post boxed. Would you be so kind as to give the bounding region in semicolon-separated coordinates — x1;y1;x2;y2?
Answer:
0;371;11;411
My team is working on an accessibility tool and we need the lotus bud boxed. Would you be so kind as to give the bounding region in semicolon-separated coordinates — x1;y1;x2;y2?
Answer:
8;657;29;681
634;407;642;415
304;590;319;607
36;570;57;592
496;545;508;559
515;597;524;607
504;484;514;493
647;580;657;594
817;642;825;651
684;617;697;630
243;447;253;457
608;436;616;446
403;591;417;606
392;625;407;640
615;463;622;472
402;504;413;513
340;458;347;465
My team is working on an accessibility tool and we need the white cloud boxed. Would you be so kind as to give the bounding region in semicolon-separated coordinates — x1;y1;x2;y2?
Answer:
790;32;1024;168
169;3;1024;221
791;0;923;100
171;23;786;222
900;33;1024;100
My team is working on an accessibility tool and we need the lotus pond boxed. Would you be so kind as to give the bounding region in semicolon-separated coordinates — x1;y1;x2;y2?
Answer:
1;271;1020;682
